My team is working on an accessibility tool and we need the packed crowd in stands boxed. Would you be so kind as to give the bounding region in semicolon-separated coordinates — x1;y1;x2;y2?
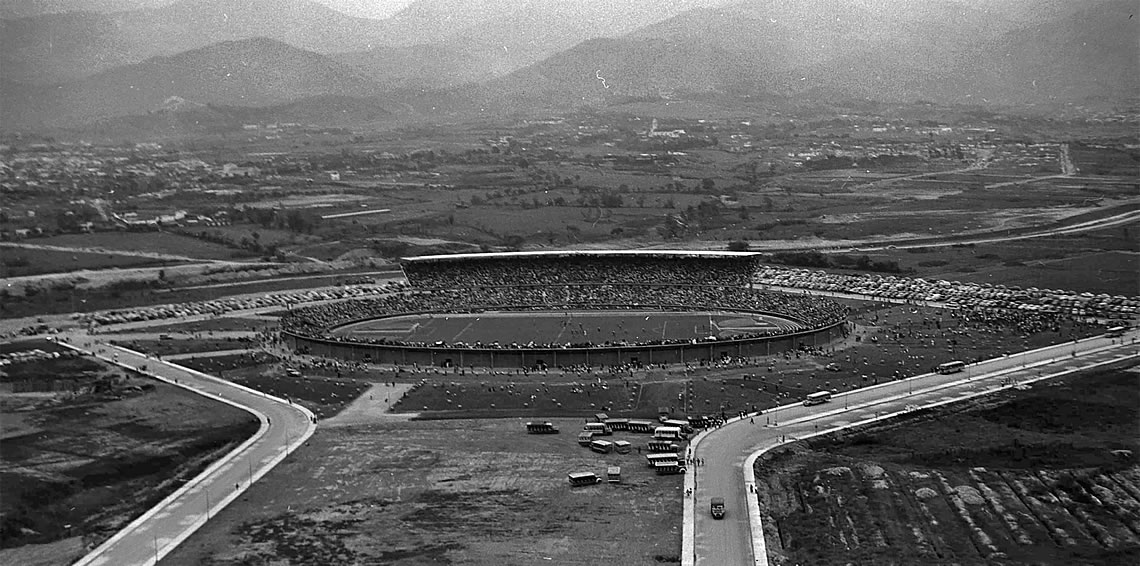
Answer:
280;285;848;349
403;254;757;288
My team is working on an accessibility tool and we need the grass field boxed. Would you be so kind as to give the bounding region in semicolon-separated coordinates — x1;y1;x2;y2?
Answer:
0;246;182;278
34;232;246;261
0;354;257;562
333;311;792;346
756;362;1140;566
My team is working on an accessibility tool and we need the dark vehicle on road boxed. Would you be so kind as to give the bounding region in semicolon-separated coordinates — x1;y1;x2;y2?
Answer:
710;497;725;519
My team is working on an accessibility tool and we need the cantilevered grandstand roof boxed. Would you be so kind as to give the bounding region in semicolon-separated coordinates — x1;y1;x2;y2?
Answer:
402;250;760;263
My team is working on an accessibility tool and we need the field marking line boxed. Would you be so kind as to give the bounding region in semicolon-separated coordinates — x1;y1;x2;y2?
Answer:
453;320;477;342
739;348;1139;566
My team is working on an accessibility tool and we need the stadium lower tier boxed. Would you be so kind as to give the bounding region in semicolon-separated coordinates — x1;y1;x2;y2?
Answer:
279;285;849;366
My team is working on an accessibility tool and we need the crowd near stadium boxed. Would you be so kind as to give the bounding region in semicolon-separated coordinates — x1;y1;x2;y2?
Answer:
71;253;1135;351
280;285;848;349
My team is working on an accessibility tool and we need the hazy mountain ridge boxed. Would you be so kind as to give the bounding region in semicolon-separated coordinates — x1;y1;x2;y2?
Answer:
1;0;1135;132
1;37;382;129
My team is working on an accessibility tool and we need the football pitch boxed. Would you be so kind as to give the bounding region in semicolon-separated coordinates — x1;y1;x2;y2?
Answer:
331;310;798;346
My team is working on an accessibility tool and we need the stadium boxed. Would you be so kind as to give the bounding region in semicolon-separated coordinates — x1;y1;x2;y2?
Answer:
280;250;851;368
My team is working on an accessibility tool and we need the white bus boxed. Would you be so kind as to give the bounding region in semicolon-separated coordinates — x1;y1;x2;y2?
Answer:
589;439;614;454
653;426;686;441
568;472;602;486
1106;326;1127;337
583;422;612;436
936;360;966;374
803;391;832;406
646;453;679;468
661;419;694;434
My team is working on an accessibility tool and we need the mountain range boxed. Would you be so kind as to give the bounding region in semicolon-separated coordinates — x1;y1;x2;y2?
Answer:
1;0;1136;133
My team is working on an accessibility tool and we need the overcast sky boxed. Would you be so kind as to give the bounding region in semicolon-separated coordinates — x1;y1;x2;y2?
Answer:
315;0;415;19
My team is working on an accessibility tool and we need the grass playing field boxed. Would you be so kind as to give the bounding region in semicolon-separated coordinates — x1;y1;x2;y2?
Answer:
331;310;798;346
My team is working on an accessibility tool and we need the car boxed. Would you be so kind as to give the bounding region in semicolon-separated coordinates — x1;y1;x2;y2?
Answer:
710;497;725;519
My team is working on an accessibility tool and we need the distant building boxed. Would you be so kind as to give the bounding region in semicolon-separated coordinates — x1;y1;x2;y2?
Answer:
220;163;260;178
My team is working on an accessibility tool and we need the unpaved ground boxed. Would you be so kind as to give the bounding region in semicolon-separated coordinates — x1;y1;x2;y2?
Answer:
325;382;417;426
756;363;1140;566
161;417;684;565
0;348;258;564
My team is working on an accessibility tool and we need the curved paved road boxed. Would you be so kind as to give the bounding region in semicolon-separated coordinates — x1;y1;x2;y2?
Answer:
61;333;316;566
687;331;1139;566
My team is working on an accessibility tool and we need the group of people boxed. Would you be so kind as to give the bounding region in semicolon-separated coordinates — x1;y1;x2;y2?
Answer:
403;255;757;289
280;284;850;350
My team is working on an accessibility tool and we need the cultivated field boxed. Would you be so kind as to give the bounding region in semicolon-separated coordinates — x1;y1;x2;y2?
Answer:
0;344;258;565
333;310;790;345
756;363;1140;566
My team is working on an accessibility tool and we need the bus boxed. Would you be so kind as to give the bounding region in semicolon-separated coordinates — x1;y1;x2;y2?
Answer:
661;419;694;434
525;422;559;434
653;461;687;475
606;466;622;483
627;420;655;433
583;422;612;436
646;453;679;468
647;440;680;453
604;418;630;431
936;360;966;374
1106;326;1127;337
613;440;632;454
590;439;614;454
653;426;686;441
577;431;596;446
568;472;602;486
802;391;832;406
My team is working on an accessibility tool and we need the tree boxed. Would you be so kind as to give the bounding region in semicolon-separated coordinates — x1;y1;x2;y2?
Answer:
701;178;716;192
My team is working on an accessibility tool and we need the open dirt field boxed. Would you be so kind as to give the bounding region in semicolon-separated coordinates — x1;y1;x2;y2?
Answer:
160;417;685;566
0;345;258;565
333;310;791;345
755;362;1140;566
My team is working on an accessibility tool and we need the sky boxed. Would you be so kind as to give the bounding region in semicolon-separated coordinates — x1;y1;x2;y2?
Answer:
313;0;415;19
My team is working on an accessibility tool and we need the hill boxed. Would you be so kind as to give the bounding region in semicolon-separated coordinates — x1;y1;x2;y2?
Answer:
1;37;381;129
0;0;391;84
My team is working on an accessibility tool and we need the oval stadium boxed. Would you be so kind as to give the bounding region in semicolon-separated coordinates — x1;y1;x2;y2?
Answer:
280;251;850;368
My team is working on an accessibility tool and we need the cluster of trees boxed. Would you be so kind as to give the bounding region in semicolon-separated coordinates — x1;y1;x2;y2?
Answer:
234;206;321;234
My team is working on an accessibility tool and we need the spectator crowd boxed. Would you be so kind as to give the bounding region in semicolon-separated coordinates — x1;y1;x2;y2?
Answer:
280;284;848;349
403;254;757;288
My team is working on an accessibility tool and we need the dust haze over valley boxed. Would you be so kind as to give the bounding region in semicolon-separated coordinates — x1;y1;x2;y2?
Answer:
1;0;1136;128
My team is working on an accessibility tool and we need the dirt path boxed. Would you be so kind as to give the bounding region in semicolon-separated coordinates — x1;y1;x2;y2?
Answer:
323;382;417;426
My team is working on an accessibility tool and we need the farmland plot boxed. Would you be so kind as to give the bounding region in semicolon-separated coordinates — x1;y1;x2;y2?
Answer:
758;364;1140;566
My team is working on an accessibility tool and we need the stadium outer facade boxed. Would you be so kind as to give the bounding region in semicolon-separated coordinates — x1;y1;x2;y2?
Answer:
281;250;848;367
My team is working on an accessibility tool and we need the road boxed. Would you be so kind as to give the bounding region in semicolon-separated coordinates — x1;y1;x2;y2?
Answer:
63;333;316;566
687;331;1139;566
